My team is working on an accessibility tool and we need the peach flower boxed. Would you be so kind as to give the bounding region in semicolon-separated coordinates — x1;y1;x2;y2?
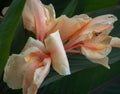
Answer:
4;31;70;94
64;14;120;68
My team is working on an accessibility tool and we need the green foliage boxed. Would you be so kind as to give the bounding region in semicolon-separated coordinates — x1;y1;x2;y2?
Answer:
0;0;25;77
83;0;117;13
62;0;78;17
39;61;120;94
42;0;118;17
10;20;29;54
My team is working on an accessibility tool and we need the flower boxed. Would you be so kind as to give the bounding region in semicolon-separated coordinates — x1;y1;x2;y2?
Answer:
21;0;120;68
22;0;93;43
47;14;92;42
64;14;120;68
22;0;56;41
1;0;56;42
4;31;70;94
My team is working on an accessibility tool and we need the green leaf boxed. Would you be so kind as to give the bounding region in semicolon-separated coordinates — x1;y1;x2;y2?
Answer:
0;0;25;77
62;0;78;17
89;75;120;94
83;0;118;13
10;19;29;54
42;0;118;17
39;61;120;94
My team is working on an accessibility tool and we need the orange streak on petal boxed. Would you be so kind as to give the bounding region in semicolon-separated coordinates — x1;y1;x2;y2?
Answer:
83;42;107;50
24;50;49;63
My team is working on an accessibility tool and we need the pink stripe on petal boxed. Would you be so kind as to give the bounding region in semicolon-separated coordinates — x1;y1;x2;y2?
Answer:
22;58;51;94
22;58;43;94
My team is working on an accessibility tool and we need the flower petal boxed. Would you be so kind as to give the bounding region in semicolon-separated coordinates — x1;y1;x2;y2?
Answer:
86;14;117;29
3;54;27;89
22;0;56;41
72;14;116;40
81;46;112;59
43;4;56;22
22;57;41;94
43;4;57;33
64;15;116;49
33;58;51;88
22;46;48;63
22;0;36;32
83;36;112;50
45;31;70;75
22;37;46;53
49;14;91;42
2;7;9;15
79;14;117;38
22;58;51;94
110;37;120;48
34;1;56;40
88;57;110;69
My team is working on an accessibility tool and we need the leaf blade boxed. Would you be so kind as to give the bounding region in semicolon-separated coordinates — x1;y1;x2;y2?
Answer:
0;0;25;77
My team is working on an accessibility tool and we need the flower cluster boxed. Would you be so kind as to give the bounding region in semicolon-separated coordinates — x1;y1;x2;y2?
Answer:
3;0;120;94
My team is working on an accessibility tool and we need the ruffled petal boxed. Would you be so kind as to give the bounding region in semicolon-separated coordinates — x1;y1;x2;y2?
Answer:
81;24;113;42
110;37;120;48
33;58;51;89
83;36;112;50
22;58;51;94
81;14;117;37
22;47;40;56
43;4;57;33
68;14;117;44
22;37;46;53
4;37;49;94
43;4;56;22
64;15;116;50
81;46;112;59
34;1;54;40
89;14;117;26
3;54;27;89
88;57;110;69
22;57;41;94
45;31;70;75
49;14;91;42
22;0;36;32
22;0;56;41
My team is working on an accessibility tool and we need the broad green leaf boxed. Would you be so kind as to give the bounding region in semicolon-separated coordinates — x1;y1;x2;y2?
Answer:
0;3;27;94
39;61;120;94
0;0;25;77
83;0;117;13
62;0;78;17
10;19;29;54
89;75;120;94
